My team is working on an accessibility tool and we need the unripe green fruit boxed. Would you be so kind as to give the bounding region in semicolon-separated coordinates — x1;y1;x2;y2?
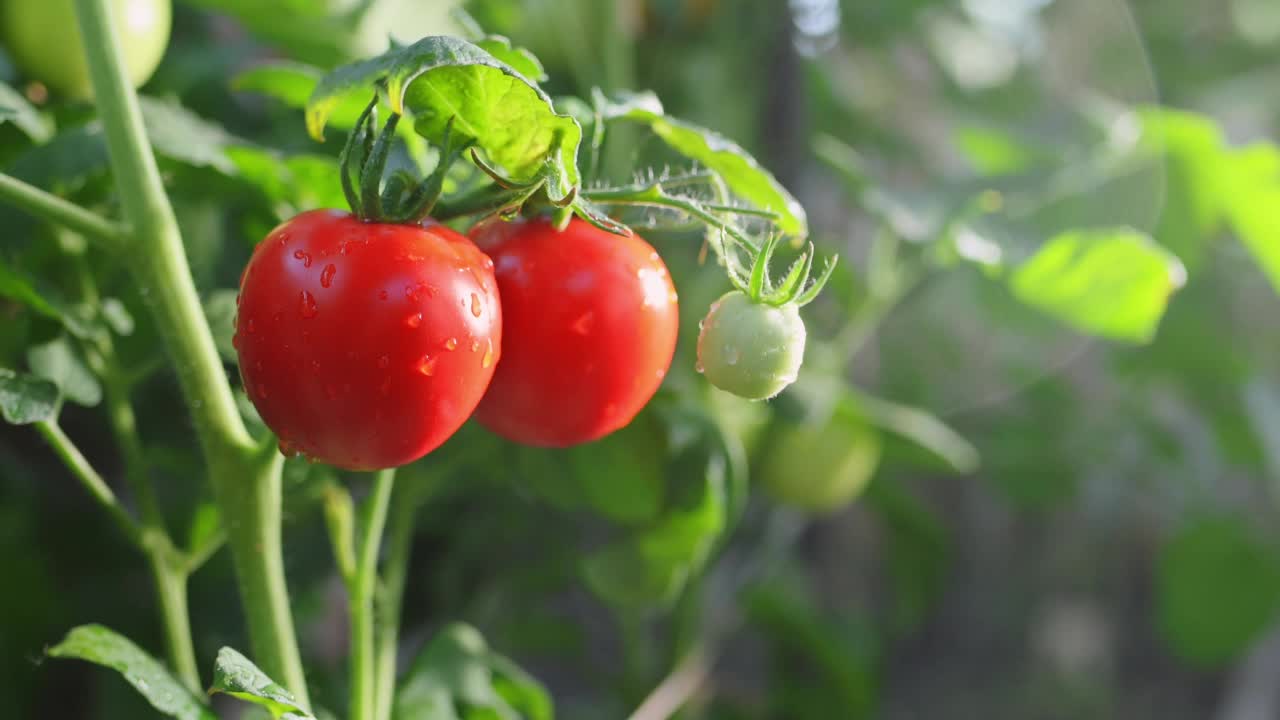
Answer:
761;419;881;513
696;290;805;400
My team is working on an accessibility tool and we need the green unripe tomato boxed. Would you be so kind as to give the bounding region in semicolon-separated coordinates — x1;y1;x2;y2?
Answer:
696;290;806;400
761;418;881;513
1;0;171;99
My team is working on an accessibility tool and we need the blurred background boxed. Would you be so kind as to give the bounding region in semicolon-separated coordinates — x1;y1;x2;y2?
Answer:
2;0;1279;718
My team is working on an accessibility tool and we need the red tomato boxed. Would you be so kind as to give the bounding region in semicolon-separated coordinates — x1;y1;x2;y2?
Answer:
235;209;501;470
471;217;679;447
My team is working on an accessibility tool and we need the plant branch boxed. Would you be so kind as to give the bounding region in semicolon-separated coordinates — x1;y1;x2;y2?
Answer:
350;468;396;720
35;420;143;547
0;173;127;246
626;643;712;720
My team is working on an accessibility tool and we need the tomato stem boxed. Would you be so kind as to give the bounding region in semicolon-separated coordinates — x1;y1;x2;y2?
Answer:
350;468;396;720
0;172;127;246
73;0;309;704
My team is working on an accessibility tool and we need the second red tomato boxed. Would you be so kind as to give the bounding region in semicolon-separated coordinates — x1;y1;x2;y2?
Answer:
471;217;679;447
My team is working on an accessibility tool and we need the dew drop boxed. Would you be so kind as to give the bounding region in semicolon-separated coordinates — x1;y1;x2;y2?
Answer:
246;317;256;333
254;360;263;372
443;337;458;351
378;289;389;301
377;354;390;369
723;345;741;366
471;339;481;353
257;382;269;398
571;311;595;335
320;263;337;288
405;312;422;329
299;290;318;319
470;293;483;317
379;376;392;396
416;354;438;376
695;361;705;374
293;250;313;268
481;339;495;369
231;333;240;350
325;383;338;400
277;438;299;458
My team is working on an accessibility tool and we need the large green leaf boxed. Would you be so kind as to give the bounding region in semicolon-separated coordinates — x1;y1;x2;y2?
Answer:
47;625;215;720
1224;143;1280;294
306;36;581;202
0;368;59;425
395;623;551;720
209;647;315;719
609;98;808;237
1157;518;1280;666
1009;228;1185;343
27;338;101;408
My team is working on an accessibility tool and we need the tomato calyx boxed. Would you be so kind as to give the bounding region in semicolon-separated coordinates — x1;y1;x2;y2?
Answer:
727;233;838;309
339;93;473;225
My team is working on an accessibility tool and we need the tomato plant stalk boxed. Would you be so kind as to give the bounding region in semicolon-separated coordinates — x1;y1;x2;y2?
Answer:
72;0;309;705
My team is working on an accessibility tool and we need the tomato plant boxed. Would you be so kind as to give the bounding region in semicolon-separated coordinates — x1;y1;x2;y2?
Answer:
471;217;678;447
235;210;500;470
760;416;881;513
0;0;170;99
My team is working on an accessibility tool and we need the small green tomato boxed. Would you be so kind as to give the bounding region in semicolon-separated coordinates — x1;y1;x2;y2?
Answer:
761;418;881;513
697;290;805;400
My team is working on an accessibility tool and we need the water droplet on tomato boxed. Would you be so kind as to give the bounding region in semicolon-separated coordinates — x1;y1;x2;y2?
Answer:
378;290;389;301
379;376;392;396
416;354;438;376
320;263;337;288
443;337;458;351
377;354;390;369
723;346;740;366
246;317;256;333
325;383;338;400
299;290;318;319
571;312;594;335
293;250;312;268
231;333;240;350
405;312;422;328
481;339;495;369
254;360;263;372
470;293;483;317
258;382;269;398
277;439;299;458
695;361;705;374
471;339;481;353
656;369;666;380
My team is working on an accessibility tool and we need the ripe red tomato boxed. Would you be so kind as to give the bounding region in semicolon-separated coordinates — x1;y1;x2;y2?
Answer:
235;209;501;470
470;217;679;447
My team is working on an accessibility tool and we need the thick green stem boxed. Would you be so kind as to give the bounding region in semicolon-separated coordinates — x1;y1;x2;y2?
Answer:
350;469;396;720
73;0;308;704
372;482;427;720
148;557;201;692
0;172;126;246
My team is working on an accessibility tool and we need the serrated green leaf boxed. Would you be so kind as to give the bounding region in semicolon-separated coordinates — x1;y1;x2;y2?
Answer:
210;647;314;719
0;81;51;142
1224;143;1280;295
306;36;581;202
1157;518;1280;666
0;368;59;425
395;623;550;720
474;36;547;82
1009;228;1185;343
47;624;215;720
28;337;101;408
610;101;807;237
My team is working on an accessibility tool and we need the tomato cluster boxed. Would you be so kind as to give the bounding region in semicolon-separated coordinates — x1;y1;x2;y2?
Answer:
236;212;679;470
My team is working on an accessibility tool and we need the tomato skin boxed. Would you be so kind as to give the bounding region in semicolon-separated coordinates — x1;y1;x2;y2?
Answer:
471;217;679;447
697;291;805;400
235;209;501;471
761;419;881;513
1;0;171;99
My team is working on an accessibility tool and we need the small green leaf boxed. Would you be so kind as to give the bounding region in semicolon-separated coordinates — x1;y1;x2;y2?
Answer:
1009;228;1185;343
1157;518;1280;666
0;81;51;141
47;624;215;720
210;647;314;719
0;368;59;425
234;62;378;132
0;261;91;338
1224;143;1280;295
395;623;551;720
610;100;807;237
28;338;101;408
306;36;582;203
474;36;547;82
140;96;242;175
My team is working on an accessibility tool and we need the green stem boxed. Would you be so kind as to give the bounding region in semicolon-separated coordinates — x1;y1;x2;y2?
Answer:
148;556;201;692
73;0;307;704
0;172;126;246
35;420;143;547
372;479;433;720
350;469;396;720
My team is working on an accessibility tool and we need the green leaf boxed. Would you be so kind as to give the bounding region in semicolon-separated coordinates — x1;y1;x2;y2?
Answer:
473;36;547;82
226;149;347;219
1138;108;1229;268
0;261;91;338
46;624;215;720
609;100;807;237
1009;229;1185;343
234;62;379;132
210;647;314;719
569;418;665;526
0;368;59;425
306;36;582;203
846;391;978;474
0;81;51;142
866;479;950;633
582;453;726;609
395;623;551;720
1224;143;1280;294
1157;518;1280;666
27;338;101;408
